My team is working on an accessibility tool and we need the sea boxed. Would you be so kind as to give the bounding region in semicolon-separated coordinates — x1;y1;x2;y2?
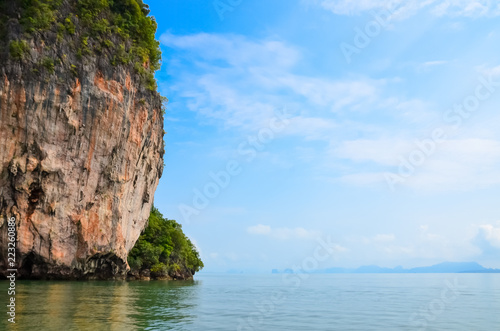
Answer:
1;273;499;330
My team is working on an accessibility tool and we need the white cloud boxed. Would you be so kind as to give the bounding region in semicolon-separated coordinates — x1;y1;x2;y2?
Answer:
476;64;500;78
160;32;384;134
160;32;301;69
331;244;349;252
471;223;500;264
246;224;321;240
165;116;180;122
272;74;382;111
416;61;449;74
334;138;413;166
285;116;338;141
344;225;480;264
393;98;439;123
476;224;500;249
316;0;428;19
247;224;272;235
421;60;447;67
430;0;500;17
374;234;396;242
335;138;500;191
314;0;500;19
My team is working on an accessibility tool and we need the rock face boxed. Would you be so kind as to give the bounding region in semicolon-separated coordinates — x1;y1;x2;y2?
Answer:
0;12;164;279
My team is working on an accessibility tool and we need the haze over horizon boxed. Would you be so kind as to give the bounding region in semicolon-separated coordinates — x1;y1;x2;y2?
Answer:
149;0;500;272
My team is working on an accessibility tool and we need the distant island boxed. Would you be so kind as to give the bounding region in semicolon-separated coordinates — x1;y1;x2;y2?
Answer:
272;262;500;274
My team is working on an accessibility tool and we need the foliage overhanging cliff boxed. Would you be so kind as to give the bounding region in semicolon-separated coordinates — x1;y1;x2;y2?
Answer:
0;0;200;280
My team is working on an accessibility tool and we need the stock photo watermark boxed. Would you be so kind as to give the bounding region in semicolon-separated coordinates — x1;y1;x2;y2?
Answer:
213;0;244;21
6;216;17;324
178;107;292;223
384;73;500;191
236;235;341;331
408;277;467;330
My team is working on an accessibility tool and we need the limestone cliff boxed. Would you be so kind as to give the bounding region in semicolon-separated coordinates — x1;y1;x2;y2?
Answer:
0;0;165;279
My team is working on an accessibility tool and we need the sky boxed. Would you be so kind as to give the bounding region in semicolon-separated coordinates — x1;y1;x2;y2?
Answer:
147;0;500;272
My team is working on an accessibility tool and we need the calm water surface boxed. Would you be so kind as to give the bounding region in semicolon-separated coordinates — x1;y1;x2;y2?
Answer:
1;273;499;330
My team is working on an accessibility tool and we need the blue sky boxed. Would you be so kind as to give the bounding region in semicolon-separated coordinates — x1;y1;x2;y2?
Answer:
147;0;500;272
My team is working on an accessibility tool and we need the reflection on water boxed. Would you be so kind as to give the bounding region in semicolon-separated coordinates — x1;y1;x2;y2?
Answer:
1;274;499;330
0;279;200;330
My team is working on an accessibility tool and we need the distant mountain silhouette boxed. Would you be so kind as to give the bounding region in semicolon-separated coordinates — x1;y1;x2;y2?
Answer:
406;262;490;273
272;262;500;274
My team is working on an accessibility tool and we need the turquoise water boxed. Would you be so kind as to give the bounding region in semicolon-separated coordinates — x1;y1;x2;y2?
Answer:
1;273;499;330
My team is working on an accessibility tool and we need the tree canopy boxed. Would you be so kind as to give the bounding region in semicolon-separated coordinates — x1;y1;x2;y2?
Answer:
128;207;204;279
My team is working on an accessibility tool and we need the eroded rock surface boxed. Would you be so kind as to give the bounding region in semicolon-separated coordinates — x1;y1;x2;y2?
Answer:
0;43;164;280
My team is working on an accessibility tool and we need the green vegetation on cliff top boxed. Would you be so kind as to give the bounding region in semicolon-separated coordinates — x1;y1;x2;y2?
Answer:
128;207;204;279
0;0;161;90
